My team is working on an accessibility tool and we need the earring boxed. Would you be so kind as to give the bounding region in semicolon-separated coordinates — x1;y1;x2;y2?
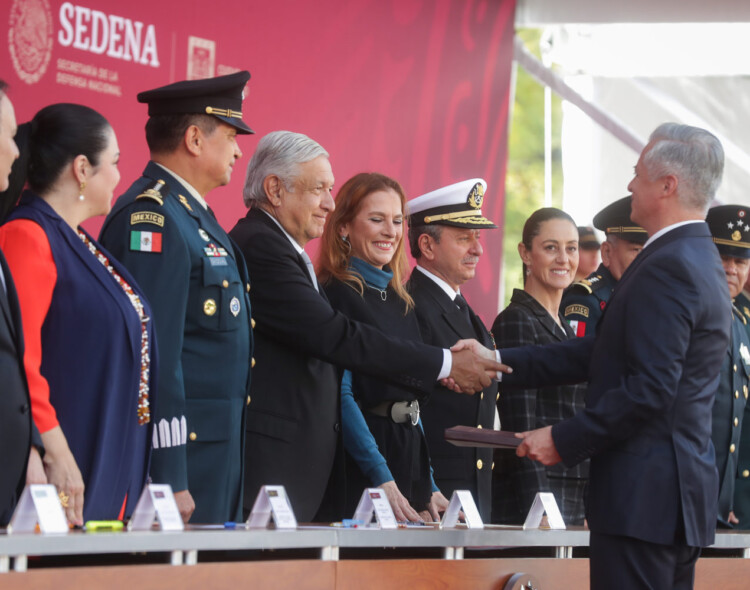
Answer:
525;267;531;276
79;181;86;201
341;234;351;254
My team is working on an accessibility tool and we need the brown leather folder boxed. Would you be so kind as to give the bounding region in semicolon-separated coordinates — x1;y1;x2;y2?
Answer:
444;425;521;449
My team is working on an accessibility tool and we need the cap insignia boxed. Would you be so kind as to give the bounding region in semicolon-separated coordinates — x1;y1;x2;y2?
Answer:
468;183;484;209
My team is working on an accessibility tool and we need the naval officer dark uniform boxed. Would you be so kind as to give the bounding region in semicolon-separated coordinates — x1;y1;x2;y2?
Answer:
100;73;254;523
406;179;497;521
562;196;647;337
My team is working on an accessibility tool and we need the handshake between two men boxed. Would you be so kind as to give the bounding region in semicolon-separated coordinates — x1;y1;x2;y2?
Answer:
445;338;512;394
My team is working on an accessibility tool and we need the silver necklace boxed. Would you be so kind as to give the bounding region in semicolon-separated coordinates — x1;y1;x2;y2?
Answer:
367;284;387;301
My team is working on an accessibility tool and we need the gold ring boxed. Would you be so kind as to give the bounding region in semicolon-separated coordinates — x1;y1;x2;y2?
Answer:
58;490;70;508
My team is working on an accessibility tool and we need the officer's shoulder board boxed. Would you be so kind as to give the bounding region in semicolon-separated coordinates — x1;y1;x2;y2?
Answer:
733;304;748;326
586;274;608;292
568;278;592;295
135;179;166;206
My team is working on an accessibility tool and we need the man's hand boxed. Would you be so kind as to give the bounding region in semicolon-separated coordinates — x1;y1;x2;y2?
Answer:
516;426;562;466
448;341;511;394
174;489;196;523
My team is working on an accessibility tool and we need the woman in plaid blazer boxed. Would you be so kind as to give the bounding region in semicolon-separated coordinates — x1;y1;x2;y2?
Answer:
491;208;588;525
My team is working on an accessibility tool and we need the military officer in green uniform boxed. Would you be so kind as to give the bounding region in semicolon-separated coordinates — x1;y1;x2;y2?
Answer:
99;72;254;524
703;205;750;527
734;274;750;330
561;196;647;337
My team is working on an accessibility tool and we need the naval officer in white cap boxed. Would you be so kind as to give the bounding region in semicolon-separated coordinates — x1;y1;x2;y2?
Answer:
406;179;498;521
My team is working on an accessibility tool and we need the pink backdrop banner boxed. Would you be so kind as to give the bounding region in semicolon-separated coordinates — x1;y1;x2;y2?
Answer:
3;0;515;323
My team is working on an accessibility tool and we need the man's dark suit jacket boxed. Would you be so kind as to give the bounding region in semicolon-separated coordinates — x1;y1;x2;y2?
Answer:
230;208;443;521
502;222;730;548
407;268;496;521
0;249;35;526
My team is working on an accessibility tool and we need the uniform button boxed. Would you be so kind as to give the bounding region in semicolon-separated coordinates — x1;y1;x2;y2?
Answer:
251;318;256;329
477;424;483;429
251;357;256;368
496;392;500;401
735;417;740;427
246;283;251;292
744;470;750;478
189;432;197;441
736;391;740;399
333;423;341;432
476;459;483;470
735;364;738;373
480;392;484;400
492;462;495;470
246;395;251;406
222;280;229;288
730;444;736;453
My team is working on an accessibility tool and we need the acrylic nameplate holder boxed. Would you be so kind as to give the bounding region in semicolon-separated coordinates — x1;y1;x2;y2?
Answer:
352;488;398;529
128;483;184;531
8;484;68;534
246;485;297;529
441;489;484;529
522;491;566;529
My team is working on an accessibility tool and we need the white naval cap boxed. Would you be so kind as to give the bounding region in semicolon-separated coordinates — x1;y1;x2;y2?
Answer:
407;179;497;229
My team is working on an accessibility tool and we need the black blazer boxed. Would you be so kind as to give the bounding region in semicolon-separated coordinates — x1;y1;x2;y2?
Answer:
407;268;496;521
502;222;731;547
229;208;443;521
0;249;35;526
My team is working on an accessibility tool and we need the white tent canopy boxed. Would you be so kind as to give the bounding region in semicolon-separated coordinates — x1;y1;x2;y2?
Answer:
516;0;750;25
514;0;750;225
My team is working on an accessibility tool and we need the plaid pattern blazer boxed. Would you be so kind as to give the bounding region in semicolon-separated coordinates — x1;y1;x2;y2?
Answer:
492;289;588;524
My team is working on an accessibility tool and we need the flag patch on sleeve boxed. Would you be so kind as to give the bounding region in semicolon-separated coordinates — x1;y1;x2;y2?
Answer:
130;230;162;253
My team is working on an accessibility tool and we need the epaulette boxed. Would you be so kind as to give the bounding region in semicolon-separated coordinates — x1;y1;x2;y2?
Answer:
135;179;166;206
569;279;592;294
733;304;748;325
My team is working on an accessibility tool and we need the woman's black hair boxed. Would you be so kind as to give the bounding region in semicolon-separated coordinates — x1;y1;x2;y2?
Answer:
520;207;578;283
7;103;111;204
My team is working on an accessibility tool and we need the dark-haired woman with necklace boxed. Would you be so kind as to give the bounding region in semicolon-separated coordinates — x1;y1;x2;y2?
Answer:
318;172;448;522
0;104;156;525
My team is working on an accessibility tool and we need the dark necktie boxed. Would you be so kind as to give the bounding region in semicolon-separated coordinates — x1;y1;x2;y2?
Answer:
455;294;476;334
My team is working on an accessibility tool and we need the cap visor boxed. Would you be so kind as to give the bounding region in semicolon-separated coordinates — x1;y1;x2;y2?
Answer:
215;114;254;134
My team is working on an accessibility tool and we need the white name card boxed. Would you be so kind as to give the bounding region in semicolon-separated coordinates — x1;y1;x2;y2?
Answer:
246;485;297;529
8;485;68;534
128;484;184;531
441;489;484;529
522;491;566;530
352;488;398;529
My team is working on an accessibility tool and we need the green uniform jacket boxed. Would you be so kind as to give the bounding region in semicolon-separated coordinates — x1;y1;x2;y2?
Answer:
712;306;750;526
100;162;253;523
560;264;616;338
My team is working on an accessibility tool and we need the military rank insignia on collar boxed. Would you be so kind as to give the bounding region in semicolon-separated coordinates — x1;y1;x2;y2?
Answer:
178;195;193;212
